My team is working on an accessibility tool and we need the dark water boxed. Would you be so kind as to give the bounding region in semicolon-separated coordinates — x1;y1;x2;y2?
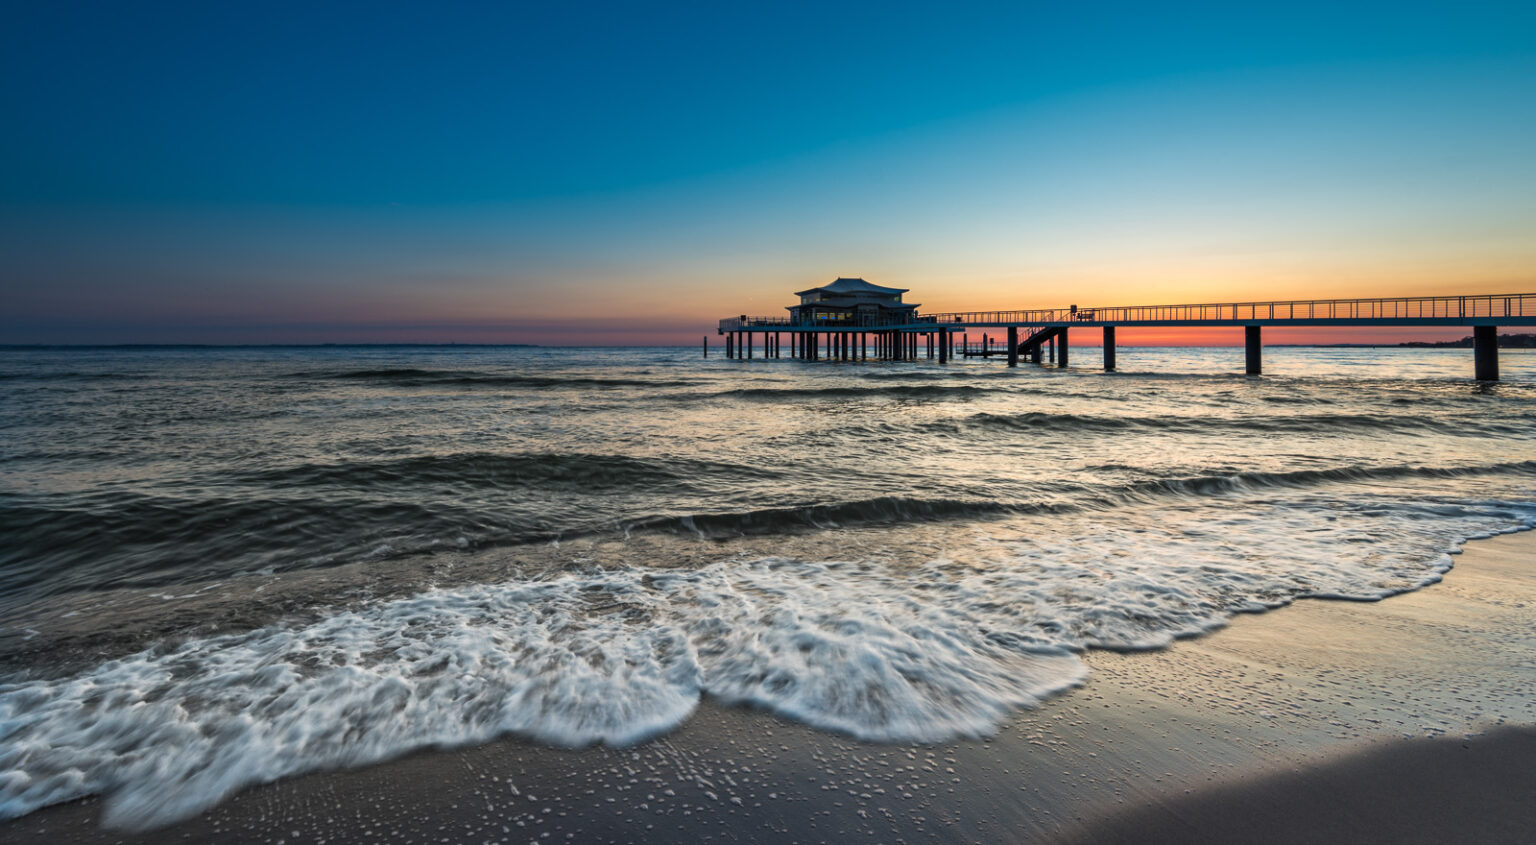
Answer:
2;345;1534;827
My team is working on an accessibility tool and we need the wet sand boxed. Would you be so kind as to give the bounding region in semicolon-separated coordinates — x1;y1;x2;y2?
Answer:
7;531;1535;844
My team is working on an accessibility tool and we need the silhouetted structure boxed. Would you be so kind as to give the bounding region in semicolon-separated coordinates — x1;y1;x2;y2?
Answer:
788;278;918;326
718;290;1536;380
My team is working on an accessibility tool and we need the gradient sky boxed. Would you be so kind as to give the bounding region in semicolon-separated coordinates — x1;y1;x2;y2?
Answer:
2;1;1533;345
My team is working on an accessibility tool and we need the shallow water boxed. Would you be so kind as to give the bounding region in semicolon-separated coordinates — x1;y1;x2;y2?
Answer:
2;344;1534;827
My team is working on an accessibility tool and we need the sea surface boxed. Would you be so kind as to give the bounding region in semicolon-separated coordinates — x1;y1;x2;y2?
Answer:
3;344;1535;828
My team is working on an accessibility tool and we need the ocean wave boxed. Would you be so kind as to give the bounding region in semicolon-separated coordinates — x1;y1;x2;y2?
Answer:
0;494;499;598
290;368;696;389
620;462;1536;537
621;496;1028;538
8;460;1531;601
1118;461;1536;503
236;451;774;489
2;493;1531;829
715;384;994;401
940;410;1533;436
0;371;148;382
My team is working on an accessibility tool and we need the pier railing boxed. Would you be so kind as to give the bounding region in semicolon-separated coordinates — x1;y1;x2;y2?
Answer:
720;293;1536;333
923;293;1536;327
719;315;947;331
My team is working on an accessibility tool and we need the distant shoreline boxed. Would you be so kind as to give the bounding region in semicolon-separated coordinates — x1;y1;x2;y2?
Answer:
4;339;1535;350
0;343;544;350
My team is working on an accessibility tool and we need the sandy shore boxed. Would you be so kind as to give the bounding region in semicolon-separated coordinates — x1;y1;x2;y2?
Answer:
7;530;1535;844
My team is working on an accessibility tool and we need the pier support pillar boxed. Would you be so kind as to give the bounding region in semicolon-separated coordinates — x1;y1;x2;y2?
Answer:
1245;325;1262;375
746;332;753;359
939;331;948;362
1031;342;1042;365
1007;327;1018;367
1048;336;1054;364
1474;325;1499;381
726;333;733;358
1103;326;1116;371
1058;328;1069;368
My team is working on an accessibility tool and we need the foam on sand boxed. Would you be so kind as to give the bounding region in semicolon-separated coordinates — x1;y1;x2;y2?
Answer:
1;490;1532;829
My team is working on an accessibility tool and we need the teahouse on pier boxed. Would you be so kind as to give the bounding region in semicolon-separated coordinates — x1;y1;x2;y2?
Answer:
715;279;1536;380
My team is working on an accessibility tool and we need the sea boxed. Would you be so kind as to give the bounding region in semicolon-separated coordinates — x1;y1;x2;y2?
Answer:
2;344;1534;828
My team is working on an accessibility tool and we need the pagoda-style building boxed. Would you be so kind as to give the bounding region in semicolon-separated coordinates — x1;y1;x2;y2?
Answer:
787;277;919;326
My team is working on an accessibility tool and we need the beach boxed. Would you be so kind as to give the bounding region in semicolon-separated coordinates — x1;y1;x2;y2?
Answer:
7;528;1532;844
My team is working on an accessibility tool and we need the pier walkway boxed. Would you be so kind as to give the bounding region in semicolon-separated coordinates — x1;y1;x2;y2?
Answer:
716;292;1536;380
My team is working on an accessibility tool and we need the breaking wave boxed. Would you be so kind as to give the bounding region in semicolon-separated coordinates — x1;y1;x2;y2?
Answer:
2;491;1532;829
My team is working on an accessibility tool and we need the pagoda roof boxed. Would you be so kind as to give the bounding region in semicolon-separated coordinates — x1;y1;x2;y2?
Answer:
793;277;909;297
787;299;920;310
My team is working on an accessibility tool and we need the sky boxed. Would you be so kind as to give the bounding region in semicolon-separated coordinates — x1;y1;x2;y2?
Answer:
1;1;1533;345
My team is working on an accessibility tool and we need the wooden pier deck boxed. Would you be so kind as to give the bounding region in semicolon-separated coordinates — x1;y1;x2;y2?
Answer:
716;292;1536;380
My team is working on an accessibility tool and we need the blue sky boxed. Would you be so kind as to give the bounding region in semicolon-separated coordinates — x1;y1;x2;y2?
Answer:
3;1;1533;343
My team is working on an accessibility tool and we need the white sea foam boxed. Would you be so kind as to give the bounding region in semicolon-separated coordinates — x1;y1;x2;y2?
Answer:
1;492;1532;828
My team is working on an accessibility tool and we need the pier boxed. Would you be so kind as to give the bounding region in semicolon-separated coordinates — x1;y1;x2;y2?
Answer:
718;291;1536;380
